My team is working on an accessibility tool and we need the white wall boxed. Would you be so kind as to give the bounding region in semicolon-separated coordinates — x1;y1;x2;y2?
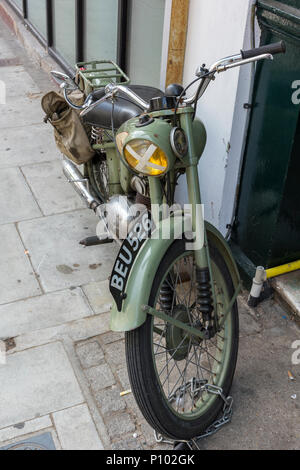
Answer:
176;0;257;235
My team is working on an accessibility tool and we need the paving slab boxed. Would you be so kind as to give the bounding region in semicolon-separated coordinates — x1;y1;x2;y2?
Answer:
94;387;126;416
76;340;104;369
106;413;136;439
82;279;113;315
53;404;103;450
0;415;52;444
98;330;124;346
0;223;41;305
18;209;118;292
111;437;144;451
0;431;57;450
10;312;111;354
85;364;116;392
0;65;41;98
1;7;299;451
0;342;84;429
0;97;44;128
0;288;92;338
0;37;15;59
21;160;85;215
103;340;126;369
0;124;59;169
195;326;300;450
0;167;41;224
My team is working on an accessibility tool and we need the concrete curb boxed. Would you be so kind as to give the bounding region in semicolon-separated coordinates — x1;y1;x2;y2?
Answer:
0;0;62;76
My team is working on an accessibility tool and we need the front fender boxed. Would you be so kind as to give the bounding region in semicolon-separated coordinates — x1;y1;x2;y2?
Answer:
110;216;240;332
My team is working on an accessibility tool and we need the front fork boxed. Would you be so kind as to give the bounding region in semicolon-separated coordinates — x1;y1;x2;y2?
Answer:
181;111;217;322
148;110;217;334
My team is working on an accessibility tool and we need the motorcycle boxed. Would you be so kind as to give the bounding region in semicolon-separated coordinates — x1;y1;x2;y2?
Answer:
47;40;286;443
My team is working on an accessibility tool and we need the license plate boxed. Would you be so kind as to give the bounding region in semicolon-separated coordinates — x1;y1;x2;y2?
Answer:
110;212;153;311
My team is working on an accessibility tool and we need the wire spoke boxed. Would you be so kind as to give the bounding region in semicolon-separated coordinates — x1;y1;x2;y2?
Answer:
150;250;231;418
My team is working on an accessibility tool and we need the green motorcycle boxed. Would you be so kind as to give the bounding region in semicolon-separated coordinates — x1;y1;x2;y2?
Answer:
49;41;285;442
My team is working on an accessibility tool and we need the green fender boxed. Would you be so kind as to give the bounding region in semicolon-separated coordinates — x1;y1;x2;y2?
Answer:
110;215;240;332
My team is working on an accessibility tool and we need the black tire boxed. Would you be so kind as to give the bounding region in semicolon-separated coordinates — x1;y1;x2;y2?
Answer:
125;239;239;441
86;156;109;202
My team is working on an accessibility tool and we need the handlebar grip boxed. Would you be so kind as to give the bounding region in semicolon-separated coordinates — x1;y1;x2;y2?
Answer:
241;41;286;60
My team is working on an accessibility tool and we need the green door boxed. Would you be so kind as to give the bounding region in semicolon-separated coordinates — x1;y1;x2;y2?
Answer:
233;0;300;274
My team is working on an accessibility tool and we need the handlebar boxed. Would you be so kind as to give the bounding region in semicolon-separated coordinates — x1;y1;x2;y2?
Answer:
66;41;286;114
78;84;150;117
105;84;149;110
241;41;286;60
184;41;286;105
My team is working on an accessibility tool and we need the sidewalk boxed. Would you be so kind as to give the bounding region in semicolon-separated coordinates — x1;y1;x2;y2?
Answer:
0;15;299;450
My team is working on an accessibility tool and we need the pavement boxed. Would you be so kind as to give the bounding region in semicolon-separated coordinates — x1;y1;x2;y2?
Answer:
0;12;299;451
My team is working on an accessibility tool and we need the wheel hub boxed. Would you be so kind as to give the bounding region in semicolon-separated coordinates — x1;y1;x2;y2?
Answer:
166;305;192;361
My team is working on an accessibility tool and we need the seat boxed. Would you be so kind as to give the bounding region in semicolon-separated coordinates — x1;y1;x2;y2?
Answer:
82;85;164;129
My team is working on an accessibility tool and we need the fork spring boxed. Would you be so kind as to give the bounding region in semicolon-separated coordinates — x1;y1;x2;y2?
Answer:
196;268;213;321
159;280;173;312
91;126;103;144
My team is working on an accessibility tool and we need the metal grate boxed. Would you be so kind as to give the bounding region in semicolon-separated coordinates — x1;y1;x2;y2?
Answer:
0;432;56;450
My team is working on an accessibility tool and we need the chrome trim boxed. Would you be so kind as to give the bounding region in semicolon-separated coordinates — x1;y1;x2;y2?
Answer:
64;83;149;115
62;159;101;210
183;52;273;106
63;88;85;110
80;93;113;117
215;53;273;72
105;84;150;111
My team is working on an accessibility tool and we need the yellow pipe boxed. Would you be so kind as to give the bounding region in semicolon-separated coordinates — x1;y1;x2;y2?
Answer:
266;260;300;279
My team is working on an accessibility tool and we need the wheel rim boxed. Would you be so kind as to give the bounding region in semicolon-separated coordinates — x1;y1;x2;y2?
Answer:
150;251;233;421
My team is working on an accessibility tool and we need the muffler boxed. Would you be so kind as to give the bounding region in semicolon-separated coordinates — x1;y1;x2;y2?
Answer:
63;158;147;243
62;158;101;211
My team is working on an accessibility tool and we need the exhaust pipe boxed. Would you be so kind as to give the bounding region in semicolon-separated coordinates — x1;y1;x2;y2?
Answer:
62;159;101;211
63;159;115;245
63;158;147;244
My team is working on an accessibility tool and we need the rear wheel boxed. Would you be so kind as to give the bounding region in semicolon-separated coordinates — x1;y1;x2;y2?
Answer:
86;155;110;202
125;239;239;440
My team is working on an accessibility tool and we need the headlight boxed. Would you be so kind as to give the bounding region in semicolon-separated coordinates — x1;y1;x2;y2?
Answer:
124;139;168;177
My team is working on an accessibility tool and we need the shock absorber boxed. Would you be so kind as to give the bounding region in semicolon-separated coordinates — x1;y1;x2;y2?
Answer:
159;278;174;312
196;268;214;322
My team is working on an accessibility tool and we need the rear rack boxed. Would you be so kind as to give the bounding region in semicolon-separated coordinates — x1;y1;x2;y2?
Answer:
75;60;130;95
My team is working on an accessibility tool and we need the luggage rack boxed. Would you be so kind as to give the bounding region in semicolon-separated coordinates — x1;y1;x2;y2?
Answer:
75;60;130;95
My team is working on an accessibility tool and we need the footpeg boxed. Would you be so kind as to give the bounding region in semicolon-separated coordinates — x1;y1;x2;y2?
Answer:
80;236;113;247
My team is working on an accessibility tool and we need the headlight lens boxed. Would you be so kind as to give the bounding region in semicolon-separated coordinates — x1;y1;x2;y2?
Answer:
124;139;168;176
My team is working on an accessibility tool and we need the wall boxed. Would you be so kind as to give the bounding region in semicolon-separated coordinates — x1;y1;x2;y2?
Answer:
176;0;258;235
126;0;166;88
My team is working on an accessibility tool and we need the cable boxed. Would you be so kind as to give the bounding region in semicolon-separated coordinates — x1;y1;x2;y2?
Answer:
173;70;214;125
173;76;202;125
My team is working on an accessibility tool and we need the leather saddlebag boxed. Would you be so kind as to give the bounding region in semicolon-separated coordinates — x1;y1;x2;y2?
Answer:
41;90;94;165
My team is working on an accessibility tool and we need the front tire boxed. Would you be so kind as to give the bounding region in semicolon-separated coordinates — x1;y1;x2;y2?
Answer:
125;239;239;441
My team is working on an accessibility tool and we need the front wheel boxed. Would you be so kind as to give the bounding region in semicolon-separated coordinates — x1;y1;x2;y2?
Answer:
125;239;239;441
